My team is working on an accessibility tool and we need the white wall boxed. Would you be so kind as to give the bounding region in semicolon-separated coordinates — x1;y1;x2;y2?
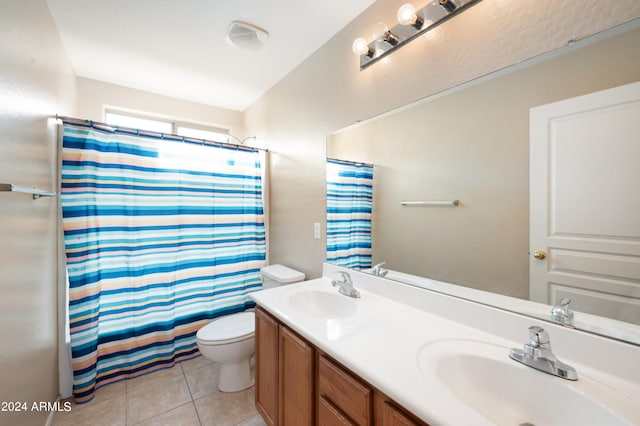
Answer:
244;0;640;279
0;1;76;425
76;77;245;137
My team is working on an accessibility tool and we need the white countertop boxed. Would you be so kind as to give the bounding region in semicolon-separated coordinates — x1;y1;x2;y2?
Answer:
249;264;640;425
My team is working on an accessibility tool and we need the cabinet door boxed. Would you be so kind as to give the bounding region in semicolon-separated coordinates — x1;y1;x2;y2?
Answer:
255;308;279;426
279;325;314;425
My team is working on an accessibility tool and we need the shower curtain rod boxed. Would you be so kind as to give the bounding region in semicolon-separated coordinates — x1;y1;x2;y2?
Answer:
55;115;267;152
327;157;374;168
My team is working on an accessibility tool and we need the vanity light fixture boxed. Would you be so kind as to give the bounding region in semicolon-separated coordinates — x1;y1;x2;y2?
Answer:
353;0;481;70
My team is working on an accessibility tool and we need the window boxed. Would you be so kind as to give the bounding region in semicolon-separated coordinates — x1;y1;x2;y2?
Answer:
176;126;228;143
105;110;229;143
105;111;172;133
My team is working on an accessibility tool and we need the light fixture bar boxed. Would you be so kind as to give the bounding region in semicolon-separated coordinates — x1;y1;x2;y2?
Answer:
356;0;482;70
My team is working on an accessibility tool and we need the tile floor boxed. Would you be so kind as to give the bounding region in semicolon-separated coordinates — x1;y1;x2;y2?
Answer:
52;354;266;426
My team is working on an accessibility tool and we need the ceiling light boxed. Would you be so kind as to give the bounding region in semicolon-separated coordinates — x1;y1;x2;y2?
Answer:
225;21;269;51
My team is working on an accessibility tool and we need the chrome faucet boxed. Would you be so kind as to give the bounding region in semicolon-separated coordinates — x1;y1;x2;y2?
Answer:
331;271;361;298
371;261;388;277
551;298;574;326
509;326;577;380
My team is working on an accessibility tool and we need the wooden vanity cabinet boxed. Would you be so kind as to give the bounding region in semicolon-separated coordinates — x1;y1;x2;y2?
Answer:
255;306;427;426
255;307;314;426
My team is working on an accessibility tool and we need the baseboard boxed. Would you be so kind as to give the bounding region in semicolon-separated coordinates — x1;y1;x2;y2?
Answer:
44;396;61;426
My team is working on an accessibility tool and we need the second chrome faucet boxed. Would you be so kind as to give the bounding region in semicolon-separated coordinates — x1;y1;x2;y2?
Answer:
509;326;577;380
372;261;388;277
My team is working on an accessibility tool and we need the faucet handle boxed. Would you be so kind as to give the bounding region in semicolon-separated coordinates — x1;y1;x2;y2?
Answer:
527;326;550;347
339;271;352;283
373;261;386;270
332;271;351;285
372;261;388;277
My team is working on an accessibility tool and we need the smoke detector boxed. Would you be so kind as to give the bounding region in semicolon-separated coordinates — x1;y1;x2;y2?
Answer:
225;21;269;51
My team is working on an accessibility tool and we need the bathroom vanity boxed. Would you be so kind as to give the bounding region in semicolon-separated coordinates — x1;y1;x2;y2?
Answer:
250;263;640;425
255;306;426;425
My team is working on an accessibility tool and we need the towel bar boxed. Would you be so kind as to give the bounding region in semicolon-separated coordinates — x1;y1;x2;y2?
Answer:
400;200;459;207
0;183;56;199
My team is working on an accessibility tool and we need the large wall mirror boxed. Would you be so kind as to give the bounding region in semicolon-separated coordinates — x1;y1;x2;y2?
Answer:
326;21;640;345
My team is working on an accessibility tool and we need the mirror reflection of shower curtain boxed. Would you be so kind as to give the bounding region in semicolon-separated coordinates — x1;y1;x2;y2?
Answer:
326;158;373;269
59;121;266;403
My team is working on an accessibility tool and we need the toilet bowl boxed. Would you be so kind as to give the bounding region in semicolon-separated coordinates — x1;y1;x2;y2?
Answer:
196;264;305;392
196;311;255;392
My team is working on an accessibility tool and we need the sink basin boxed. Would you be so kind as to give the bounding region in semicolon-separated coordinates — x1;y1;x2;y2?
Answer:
287;290;357;319
417;339;640;425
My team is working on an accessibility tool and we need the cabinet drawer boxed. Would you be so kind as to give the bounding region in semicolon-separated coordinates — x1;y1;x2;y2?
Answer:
318;396;357;426
374;393;428;426
380;401;422;426
318;354;372;425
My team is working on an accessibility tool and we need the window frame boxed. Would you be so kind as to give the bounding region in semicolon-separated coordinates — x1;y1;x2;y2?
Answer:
104;108;230;143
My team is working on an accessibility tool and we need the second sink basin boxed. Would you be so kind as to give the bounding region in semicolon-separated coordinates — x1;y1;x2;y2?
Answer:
417;339;639;425
286;290;357;319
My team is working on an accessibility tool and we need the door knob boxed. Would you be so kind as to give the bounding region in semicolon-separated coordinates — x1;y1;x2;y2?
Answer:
533;250;547;260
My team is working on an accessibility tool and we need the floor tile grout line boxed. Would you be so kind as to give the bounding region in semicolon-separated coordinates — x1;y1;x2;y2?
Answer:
182;361;205;425
128;401;198;426
183;362;196;402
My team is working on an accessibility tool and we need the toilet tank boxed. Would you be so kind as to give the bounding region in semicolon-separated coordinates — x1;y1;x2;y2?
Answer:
260;264;305;289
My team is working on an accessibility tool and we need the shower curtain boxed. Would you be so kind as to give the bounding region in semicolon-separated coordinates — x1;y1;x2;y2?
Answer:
60;121;266;402
326;158;373;269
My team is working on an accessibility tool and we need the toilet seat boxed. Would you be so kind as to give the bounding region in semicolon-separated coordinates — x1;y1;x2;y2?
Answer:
196;311;255;345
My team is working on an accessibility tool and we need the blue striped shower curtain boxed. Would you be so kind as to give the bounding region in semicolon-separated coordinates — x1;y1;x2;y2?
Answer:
60;122;266;402
326;158;373;269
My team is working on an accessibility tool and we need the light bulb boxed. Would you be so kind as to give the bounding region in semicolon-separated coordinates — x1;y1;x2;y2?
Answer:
397;4;417;25
352;38;371;56
372;23;389;40
397;3;424;29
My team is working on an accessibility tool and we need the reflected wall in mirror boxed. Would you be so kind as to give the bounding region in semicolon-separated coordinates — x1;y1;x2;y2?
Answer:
326;22;640;344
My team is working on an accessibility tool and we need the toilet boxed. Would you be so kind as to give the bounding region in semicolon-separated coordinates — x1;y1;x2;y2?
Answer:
196;264;305;392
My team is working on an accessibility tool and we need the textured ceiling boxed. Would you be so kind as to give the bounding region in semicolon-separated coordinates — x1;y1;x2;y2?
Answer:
47;0;376;111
